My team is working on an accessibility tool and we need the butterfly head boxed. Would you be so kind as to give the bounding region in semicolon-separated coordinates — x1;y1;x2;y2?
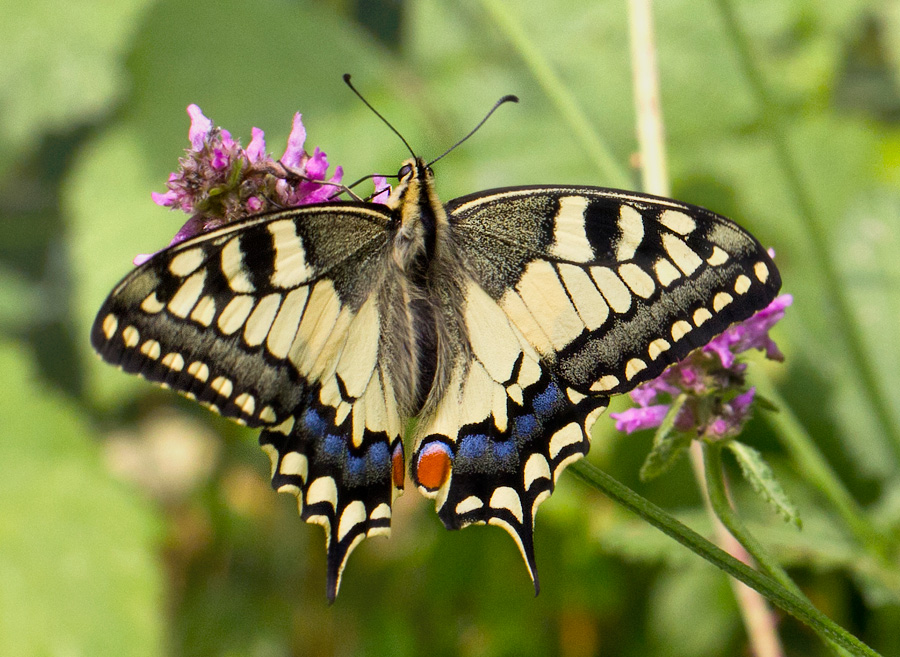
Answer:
388;157;446;271
387;157;433;205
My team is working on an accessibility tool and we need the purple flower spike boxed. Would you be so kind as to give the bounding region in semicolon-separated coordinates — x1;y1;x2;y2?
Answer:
144;106;348;263
704;294;793;368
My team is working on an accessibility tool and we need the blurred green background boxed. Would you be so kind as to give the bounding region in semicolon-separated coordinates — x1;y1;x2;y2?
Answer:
2;0;899;655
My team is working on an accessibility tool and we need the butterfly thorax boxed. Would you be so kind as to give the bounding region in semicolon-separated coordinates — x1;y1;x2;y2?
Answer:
380;158;464;417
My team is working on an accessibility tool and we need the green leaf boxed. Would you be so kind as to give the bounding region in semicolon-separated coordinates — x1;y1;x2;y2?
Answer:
66;124;176;410
640;394;692;481
600;510;714;569
0;340;164;656
751;392;780;413
831;189;900;470
728;441;801;528
0;0;154;175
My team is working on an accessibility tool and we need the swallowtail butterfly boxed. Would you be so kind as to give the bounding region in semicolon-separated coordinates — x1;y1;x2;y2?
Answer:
92;148;780;601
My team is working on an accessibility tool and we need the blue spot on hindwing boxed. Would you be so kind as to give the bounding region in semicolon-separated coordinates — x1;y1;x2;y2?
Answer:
367;442;390;468
534;381;566;419
323;434;344;456
512;413;539;442
346;455;366;477
493;440;515;461
458;434;489;459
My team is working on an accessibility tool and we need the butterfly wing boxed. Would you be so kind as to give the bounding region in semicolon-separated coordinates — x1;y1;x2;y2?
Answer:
411;186;781;587
411;276;607;590
91;203;406;601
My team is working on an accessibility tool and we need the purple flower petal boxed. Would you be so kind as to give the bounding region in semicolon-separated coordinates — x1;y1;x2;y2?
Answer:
305;147;329;180
329;165;343;186
630;386;659;407
151;190;180;207
704;334;739;368
219;128;235;150
731;387;756;417
610;405;669;434
246;127;267;163
282;113;307;168
170;215;209;244
210;147;230;170
133;252;156;266
372;175;391;204
187;104;213;150
246;196;263;213
706;418;730;438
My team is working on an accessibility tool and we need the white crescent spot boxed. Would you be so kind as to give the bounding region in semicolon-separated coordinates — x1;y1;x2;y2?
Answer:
140;339;161;359
456;495;484;515
693;307;713;327
489;486;524;524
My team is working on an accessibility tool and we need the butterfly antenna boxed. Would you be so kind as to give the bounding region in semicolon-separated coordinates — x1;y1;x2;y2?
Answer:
344;74;416;159
427;94;519;167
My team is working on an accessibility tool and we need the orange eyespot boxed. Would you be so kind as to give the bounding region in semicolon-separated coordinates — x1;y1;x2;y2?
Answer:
414;441;453;492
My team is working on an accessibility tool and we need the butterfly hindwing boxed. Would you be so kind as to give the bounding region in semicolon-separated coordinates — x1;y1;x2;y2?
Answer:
260;361;405;602
91;203;406;601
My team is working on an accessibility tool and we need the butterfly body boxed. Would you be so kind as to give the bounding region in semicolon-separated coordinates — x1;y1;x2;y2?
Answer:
92;156;780;600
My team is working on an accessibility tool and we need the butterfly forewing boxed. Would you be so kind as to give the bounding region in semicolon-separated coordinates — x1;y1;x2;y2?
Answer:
447;186;781;395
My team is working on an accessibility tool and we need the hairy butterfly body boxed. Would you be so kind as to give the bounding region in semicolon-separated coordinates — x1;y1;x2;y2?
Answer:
92;157;781;601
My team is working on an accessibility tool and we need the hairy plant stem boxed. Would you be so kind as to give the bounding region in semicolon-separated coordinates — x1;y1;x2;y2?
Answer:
690;444;785;657
569;461;881;657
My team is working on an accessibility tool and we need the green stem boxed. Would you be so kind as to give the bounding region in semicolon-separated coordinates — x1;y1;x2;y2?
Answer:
569;460;882;657
702;442;847;656
713;0;900;463
476;0;633;189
